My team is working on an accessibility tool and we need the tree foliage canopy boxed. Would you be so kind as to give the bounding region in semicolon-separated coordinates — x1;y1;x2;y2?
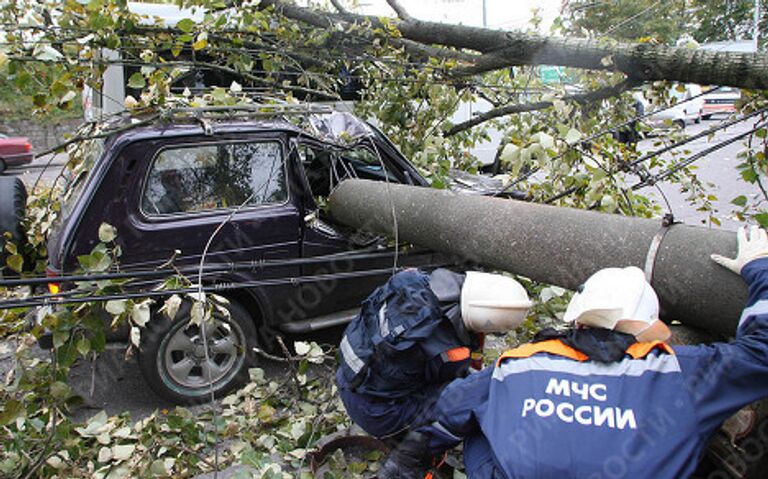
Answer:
1;1;768;477
566;0;768;46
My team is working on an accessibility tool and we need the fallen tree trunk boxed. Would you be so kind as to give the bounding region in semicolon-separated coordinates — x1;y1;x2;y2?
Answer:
328;179;746;336
261;0;768;90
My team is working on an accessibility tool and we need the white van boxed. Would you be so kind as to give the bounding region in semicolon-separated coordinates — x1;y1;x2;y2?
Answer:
642;84;704;130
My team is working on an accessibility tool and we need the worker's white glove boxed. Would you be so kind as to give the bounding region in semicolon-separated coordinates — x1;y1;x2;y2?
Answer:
711;225;768;274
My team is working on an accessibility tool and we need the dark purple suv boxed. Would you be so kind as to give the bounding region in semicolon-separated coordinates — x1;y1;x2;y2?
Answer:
44;109;443;402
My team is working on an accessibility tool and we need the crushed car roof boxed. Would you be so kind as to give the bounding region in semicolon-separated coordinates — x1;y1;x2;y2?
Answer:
96;106;377;148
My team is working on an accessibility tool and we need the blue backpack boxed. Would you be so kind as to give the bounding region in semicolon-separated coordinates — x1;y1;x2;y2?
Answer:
338;270;451;399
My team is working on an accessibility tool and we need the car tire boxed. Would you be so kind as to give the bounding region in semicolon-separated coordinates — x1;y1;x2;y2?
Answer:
674;119;686;130
695;111;702;124
0;159;6;175
0;176;27;273
702;114;712;120
138;297;258;404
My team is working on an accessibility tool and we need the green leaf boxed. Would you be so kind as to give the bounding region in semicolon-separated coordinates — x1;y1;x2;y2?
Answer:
565;128;582;144
106;299;127;315
0;400;23;425
50;381;71;400
160;295;182;320
79;249;112;272
499;143;520;165
53;329;69;349
755;212;768;228
192;35;208;51
210;87;228;102
130;326;140;347
127;72;146;89
77;338;91;356
756;128;767;139
75;411;108;437
98;447;112;463
112;444;136;461
190;301;205;325
731;195;748;207
294;341;311;355
50;81;68;98
6;253;23;273
176;18;196;33
131;300;152;327
33;45;63;61
741;168;759;183
98;223;117;242
14;71;31;89
32;93;47;107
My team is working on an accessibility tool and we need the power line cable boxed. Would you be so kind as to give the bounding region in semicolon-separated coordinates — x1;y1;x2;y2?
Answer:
494;86;722;196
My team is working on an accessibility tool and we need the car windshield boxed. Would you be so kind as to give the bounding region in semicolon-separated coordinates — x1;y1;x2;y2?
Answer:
59;137;106;221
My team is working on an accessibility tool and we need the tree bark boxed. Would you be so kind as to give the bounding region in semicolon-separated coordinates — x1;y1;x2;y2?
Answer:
328;179;746;336
260;0;768;90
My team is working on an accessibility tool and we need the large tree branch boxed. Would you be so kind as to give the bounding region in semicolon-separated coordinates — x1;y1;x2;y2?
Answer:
259;0;768;90
385;0;412;21
329;0;350;15
445;79;638;136
259;0;480;64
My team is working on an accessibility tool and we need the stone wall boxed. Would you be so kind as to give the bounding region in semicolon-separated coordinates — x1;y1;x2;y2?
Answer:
0;118;84;152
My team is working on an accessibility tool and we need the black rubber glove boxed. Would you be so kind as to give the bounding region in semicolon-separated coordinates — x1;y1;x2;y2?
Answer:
378;431;431;479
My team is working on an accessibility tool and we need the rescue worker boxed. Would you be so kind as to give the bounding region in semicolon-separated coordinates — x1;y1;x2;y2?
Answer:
336;268;532;442
380;225;768;478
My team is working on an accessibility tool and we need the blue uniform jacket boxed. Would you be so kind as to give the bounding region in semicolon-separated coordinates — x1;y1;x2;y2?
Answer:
420;258;768;479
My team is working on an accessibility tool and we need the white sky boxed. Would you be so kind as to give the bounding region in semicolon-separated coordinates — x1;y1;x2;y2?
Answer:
335;0;564;31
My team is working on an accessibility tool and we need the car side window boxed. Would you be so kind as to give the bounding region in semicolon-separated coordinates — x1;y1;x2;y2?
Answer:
142;141;287;216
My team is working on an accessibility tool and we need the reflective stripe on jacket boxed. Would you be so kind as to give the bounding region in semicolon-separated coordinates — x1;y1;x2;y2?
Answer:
420;257;768;479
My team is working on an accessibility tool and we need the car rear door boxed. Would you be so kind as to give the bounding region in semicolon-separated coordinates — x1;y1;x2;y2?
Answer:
78;131;304;320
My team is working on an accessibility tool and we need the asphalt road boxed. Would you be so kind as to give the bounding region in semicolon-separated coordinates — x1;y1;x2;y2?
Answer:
2;113;763;418
64;327;345;422
6;152;69;188
636;115;764;231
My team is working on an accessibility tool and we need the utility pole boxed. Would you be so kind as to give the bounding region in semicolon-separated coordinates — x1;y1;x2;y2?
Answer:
755;0;761;51
482;0;487;27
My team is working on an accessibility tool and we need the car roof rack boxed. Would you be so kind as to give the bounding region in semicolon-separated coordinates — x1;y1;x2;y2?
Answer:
165;103;334;118
95;102;340;138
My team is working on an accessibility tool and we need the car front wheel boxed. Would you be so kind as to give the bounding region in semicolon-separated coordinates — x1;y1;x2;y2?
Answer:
138;298;258;403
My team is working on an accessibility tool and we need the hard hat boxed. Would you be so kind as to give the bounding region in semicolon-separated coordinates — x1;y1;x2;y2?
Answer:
460;272;533;333
563;267;660;333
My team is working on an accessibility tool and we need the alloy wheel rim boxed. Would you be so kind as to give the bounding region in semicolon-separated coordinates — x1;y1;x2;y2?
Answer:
160;317;245;393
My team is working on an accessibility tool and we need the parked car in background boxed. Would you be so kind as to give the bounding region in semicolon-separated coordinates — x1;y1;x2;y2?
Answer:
702;86;740;119
642;83;704;131
0;134;33;173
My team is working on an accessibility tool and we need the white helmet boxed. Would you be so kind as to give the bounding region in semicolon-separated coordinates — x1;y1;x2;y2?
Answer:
460;272;533;333
564;267;669;340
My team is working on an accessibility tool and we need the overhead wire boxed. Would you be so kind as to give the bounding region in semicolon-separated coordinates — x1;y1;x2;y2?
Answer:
630;118;768;190
541;112;767;204
603;0;664;36
0;267;450;310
